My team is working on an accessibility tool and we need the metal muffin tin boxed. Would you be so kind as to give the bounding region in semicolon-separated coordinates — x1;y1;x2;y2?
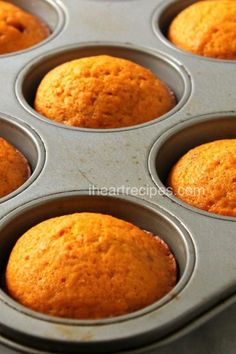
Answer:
0;0;235;353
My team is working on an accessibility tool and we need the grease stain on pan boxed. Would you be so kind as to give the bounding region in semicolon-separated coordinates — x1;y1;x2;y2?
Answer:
52;324;93;342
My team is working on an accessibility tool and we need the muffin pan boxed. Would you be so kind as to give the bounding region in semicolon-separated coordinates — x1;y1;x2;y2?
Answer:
0;0;235;353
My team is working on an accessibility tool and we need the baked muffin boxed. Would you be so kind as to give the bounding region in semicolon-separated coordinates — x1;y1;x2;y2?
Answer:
6;212;177;319
0;1;49;55
34;55;176;128
168;139;236;217
168;1;236;59
0;137;30;198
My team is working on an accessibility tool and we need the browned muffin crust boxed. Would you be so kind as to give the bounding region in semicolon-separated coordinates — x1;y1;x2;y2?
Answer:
6;213;177;319
0;137;30;198
0;1;50;54
34;55;176;128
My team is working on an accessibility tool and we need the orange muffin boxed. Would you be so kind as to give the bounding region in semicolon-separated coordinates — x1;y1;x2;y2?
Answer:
34;55;176;128
6;213;177;319
0;137;30;198
168;1;236;59
168;139;236;217
0;1;49;55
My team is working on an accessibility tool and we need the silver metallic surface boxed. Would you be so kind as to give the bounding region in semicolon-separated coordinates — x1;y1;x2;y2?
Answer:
0;0;235;353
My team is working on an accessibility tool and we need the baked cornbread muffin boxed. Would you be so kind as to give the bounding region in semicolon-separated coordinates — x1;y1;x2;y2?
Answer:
6;213;177;319
0;137;30;198
168;139;236;217
34;55;176;128
168;1;236;59
0;1;49;55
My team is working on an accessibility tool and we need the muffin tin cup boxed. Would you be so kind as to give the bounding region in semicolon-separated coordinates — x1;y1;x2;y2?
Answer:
0;0;66;58
152;0;236;63
15;42;191;132
0;114;45;203
0;191;195;353
148;112;236;221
